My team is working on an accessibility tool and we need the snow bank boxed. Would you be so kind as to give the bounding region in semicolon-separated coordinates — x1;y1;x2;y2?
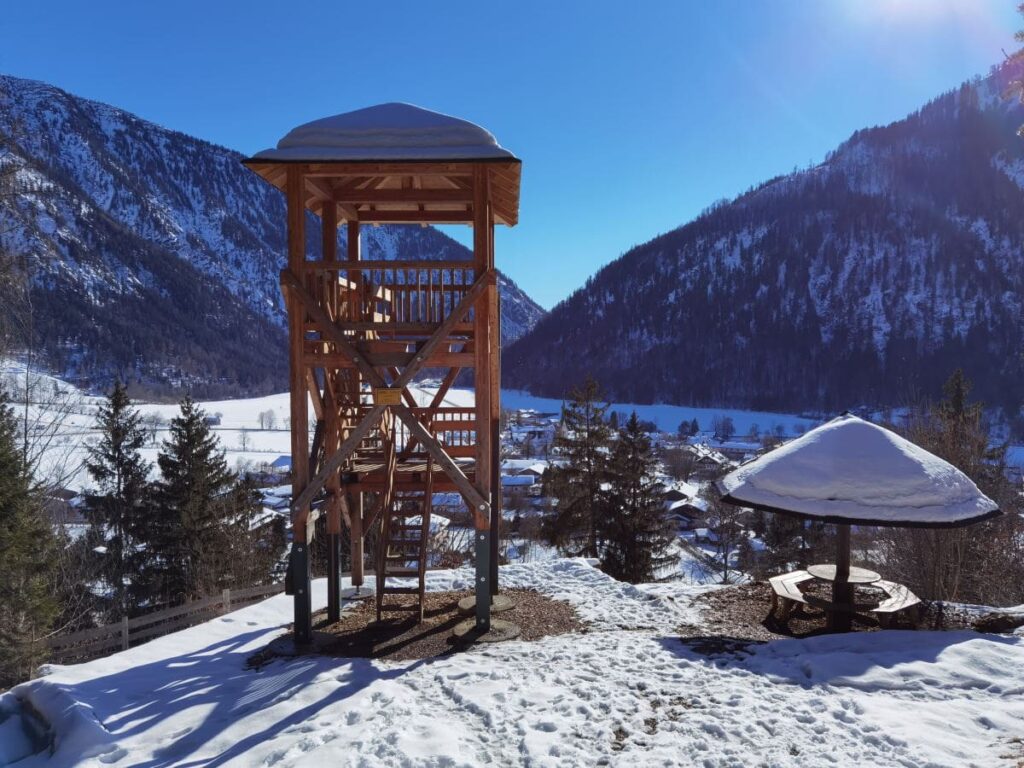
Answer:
719;413;999;526
5;680;117;764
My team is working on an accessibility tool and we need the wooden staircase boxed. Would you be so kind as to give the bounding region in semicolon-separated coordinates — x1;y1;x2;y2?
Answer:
376;464;433;622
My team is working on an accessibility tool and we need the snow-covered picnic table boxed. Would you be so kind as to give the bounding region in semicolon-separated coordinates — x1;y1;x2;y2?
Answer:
807;564;881;584
769;568;922;626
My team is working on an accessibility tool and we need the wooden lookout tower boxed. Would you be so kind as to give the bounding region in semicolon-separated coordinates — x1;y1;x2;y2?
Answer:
243;103;520;642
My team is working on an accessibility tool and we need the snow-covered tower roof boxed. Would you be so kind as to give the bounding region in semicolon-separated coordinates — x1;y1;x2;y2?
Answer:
717;414;1000;527
243;102;521;226
252;102;517;162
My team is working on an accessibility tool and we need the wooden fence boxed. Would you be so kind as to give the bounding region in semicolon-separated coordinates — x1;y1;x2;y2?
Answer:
48;583;286;664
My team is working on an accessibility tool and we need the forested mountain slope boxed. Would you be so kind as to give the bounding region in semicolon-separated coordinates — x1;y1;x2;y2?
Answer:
0;75;544;397
505;60;1024;419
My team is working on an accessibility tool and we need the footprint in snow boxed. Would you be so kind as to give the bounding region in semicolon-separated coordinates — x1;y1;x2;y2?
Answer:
98;747;128;764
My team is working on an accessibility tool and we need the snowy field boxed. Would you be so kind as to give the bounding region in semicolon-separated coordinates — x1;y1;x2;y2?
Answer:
3;365;832;493
502;389;820;436
4;558;1024;767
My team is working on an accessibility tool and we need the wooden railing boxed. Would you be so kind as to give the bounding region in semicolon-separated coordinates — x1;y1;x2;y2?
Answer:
304;261;477;328
47;583;286;664
340;405;476;461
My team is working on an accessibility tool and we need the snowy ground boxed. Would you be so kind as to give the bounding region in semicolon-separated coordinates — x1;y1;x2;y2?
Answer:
5;558;1024;767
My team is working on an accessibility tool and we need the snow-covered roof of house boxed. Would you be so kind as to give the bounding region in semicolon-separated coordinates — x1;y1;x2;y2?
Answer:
687;443;730;464
717;413;1000;528
661;479;699;499
669;497;708;514
501;459;538;473
501;474;537;487
252;103;516;163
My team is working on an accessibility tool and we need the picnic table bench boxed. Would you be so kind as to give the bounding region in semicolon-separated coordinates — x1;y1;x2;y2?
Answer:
768;569;922;627
768;570;813;620
871;579;922;627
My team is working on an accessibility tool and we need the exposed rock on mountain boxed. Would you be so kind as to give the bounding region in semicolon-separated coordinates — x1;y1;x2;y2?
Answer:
0;75;544;397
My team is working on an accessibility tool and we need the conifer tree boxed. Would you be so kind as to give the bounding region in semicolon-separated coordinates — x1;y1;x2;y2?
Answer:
147;396;233;603
878;370;1024;603
84;380;151;619
220;473;281;588
0;388;57;686
600;412;677;583
543;377;612;557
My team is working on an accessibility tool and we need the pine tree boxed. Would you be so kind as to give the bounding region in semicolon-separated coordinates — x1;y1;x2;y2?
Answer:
220;474;281;589
0;388;58;686
600;412;677;583
83;381;151;619
543;377;612;557
877;370;1024;603
146;396;233;604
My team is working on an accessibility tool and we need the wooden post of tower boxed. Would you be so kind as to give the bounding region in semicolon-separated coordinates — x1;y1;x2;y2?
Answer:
473;164;494;630
322;200;342;623
286;166;312;644
488;209;501;596
347;219;365;590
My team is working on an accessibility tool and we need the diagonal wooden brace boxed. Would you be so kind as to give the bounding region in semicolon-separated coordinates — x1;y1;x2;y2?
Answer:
392;404;490;529
391;270;492;392
291;403;387;516
281;269;387;389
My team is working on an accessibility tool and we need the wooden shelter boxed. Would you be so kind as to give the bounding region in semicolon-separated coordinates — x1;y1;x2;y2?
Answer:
243;103;520;642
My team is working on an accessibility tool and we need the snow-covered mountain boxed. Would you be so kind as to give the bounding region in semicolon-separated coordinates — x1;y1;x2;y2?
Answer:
0;75;544;397
505;61;1024;420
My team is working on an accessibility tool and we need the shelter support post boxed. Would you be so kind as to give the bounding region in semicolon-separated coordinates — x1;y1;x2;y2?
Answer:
829;524;853;632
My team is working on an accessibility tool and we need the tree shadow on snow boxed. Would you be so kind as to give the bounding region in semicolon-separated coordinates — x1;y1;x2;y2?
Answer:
64;625;441;767
658;629;1022;687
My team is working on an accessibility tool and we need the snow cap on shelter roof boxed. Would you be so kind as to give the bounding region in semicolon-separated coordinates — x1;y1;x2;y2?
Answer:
253;103;516;162
717;413;999;527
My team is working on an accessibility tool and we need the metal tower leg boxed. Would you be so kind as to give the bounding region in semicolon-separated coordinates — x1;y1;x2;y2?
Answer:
475;528;491;631
293;542;313;644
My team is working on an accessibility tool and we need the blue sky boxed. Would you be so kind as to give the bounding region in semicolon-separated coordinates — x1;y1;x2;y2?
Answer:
1;1;1018;308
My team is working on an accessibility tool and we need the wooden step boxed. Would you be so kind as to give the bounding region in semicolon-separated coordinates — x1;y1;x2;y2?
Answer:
381;585;419;594
386;552;422;561
383;567;420;577
387;537;425;546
